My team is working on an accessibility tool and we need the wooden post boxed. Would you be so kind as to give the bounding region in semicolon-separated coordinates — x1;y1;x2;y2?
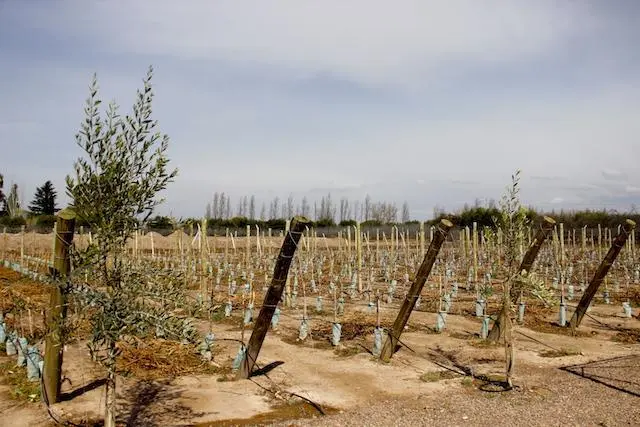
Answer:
379;219;453;362
487;216;556;342
569;219;635;330
356;222;363;293
43;208;76;404
237;216;311;379
20;225;25;262
472;222;478;282
2;227;6;261
419;221;425;259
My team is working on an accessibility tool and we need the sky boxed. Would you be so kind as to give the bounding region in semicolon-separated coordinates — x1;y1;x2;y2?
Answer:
1;1;640;220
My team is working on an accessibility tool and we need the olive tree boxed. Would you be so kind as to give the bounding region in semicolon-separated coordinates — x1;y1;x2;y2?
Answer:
66;67;197;427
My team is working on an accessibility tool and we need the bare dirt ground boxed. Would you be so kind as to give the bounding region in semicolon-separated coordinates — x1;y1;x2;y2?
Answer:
2;227;640;427
1;259;639;427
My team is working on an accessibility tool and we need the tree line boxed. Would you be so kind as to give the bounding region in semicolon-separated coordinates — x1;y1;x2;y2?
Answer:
429;200;640;230
205;191;412;225
2;176;637;232
0;177;59;227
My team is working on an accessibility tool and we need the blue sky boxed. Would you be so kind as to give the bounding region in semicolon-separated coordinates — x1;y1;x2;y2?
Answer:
1;1;640;220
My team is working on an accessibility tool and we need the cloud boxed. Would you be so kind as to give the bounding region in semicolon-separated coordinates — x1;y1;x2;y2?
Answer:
531;175;567;182
550;197;564;204
602;169;628;181
1;1;640;218
5;0;604;90
625;185;640;194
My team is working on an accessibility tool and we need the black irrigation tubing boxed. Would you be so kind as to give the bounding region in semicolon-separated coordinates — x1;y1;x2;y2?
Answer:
514;330;562;352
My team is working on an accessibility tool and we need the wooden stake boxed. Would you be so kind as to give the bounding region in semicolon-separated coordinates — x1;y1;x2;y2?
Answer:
569;219;636;330
356;223;362;293
20;225;25;262
488;216;556;341
237;216;311;379
379;219;453;362
43;208;76;404
1;227;6;261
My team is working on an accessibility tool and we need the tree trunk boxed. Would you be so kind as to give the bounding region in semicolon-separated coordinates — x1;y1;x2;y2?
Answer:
104;367;116;427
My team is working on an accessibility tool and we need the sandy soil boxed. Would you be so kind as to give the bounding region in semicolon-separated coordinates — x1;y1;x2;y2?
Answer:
1;228;639;427
1;271;639;427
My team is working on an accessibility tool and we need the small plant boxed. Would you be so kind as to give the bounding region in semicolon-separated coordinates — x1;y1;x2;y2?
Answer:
66;66;194;427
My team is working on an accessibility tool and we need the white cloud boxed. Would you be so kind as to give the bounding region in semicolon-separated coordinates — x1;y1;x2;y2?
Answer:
601;169;628;181
625;186;640;194
2;1;640;218
8;1;601;90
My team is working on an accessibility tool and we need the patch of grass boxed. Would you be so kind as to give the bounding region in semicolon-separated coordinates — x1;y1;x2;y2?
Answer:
460;376;474;387
481;373;507;382
611;328;640;344
420;370;458;382
468;338;498;348
448;331;471;340
525;317;591;337
0;360;41;403
538;348;582;358
334;345;364;358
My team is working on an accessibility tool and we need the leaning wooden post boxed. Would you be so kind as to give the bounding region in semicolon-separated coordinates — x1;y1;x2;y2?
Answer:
43;208;76;404
487;216;556;341
569;219;636;330
379;219;453;362
237;216;311;379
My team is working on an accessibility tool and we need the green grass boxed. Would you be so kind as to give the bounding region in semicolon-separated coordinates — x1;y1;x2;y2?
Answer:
539;348;582;358
420;370;459;382
460;376;474;387
0;360;41;402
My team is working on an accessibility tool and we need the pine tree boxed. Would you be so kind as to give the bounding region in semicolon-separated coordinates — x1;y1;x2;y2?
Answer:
29;180;58;215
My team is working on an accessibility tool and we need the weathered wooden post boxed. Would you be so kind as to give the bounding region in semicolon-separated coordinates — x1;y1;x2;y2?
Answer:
237;216;311;379
1;226;6;261
43;208;76;404
488;216;556;341
380;219;453;362
569;219;635;330
20;224;25;262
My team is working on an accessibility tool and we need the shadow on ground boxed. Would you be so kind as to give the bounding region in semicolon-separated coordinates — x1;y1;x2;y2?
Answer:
117;379;207;427
560;354;640;397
